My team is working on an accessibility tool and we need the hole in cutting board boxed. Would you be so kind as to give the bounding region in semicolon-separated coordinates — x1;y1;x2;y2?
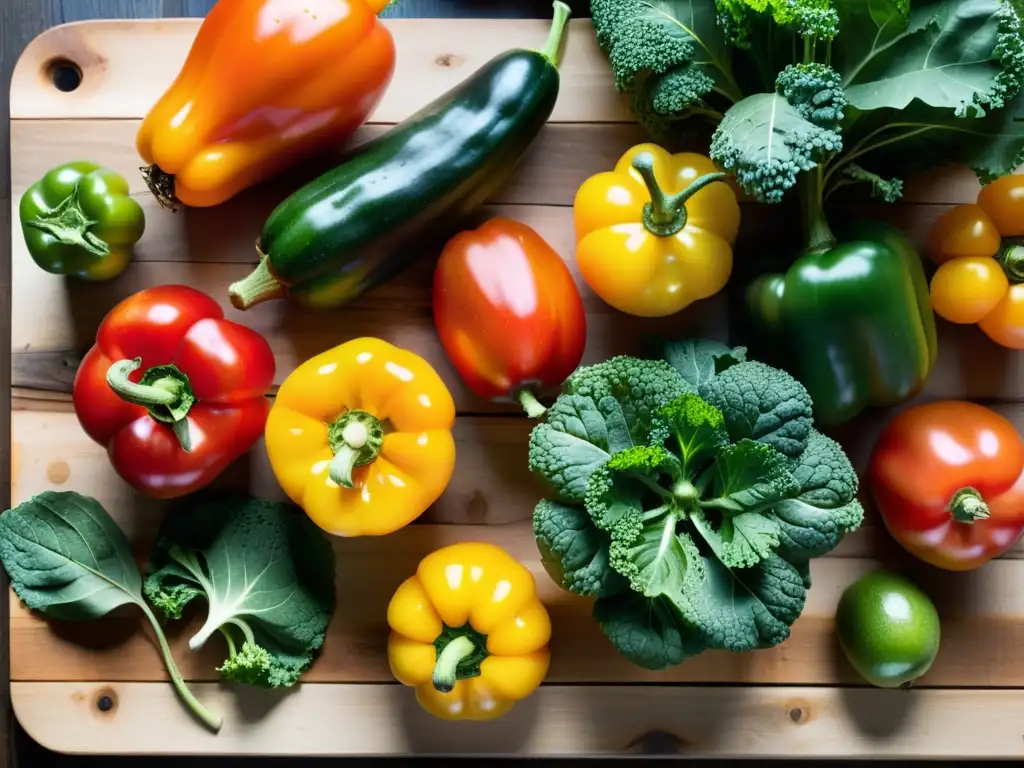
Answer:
45;58;83;92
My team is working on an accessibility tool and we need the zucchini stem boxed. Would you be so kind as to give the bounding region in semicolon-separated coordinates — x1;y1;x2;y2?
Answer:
539;1;572;68
229;253;286;310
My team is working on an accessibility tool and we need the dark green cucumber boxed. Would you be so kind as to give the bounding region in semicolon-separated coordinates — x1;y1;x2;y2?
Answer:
229;1;571;312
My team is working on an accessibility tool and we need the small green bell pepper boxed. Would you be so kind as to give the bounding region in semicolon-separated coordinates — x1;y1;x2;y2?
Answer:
746;221;938;427
20;161;145;281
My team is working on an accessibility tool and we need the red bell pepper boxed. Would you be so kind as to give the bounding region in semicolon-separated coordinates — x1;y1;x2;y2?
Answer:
867;400;1024;571
72;285;276;499
432;218;587;417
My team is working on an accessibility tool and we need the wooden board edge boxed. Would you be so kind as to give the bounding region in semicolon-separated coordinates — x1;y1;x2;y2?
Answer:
12;681;1024;757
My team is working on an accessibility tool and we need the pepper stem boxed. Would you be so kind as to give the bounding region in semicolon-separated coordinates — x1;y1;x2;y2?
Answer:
24;181;110;258
140;165;179;211
948;487;991;524
229;250;286;310
327;409;384;488
106;358;196;452
999;244;1024;284
538;1;572;68
432;635;476;694
631;153;727;238
517;389;547;419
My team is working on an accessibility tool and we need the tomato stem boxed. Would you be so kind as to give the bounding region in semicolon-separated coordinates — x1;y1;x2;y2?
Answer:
517;389;547;419
948;487;991;524
632;152;726;238
327;409;384;488
998;244;1024;284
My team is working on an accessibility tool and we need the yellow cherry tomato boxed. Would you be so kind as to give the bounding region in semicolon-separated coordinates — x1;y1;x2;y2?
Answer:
930;257;1009;324
926;176;1024;349
573;143;740;318
387;542;551;721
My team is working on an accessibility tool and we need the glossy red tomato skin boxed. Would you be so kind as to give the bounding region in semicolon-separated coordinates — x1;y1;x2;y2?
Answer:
432;218;587;403
72;285;276;499
867;400;1024;571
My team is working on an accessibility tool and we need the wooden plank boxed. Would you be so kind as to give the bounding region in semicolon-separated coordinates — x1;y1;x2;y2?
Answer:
9;408;1024;688
13;551;1024;687
13;682;1024;757
10;18;631;123
1;2;62;765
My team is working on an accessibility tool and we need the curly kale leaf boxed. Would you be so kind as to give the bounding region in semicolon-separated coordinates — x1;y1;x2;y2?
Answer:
650;393;729;477
595;591;706;669
709;90;843;203
564;356;692;446
687;550;807;652
835;0;1024;116
144;494;336;689
659;338;748;390
533;499;627;598
590;0;741;133
699;361;814;457
768;430;865;560
528;394;632;502
718;0;839;40
694;440;799;568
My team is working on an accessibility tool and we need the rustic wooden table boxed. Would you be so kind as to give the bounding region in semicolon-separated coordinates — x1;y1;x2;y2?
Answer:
0;3;586;765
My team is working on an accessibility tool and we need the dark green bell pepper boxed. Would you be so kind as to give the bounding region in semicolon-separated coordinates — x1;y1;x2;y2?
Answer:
20;161;145;281
746;221;938;427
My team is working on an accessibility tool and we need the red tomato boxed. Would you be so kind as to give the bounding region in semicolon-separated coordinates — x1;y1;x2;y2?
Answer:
867;400;1024;571
432;218;587;416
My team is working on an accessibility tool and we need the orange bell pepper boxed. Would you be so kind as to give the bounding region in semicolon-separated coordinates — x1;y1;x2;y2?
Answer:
137;0;396;208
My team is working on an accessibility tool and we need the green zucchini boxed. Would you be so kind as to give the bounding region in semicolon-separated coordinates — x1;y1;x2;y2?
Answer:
229;1;571;313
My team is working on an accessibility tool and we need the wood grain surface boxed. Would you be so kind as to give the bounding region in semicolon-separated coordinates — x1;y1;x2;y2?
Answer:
7;8;1024;761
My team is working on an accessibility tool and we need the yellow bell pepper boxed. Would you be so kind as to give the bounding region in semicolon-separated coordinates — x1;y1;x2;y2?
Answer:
573;143;740;317
387;542;551;721
265;337;456;537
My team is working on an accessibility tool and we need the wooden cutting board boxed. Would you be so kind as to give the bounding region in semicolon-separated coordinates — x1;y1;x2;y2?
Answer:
9;15;1024;758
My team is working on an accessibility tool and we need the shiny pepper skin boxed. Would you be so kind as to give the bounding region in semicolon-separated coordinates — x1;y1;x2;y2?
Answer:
137;0;396;208
573;143;740;317
928;175;1024;349
432;218;586;417
265;338;456;537
387;542;551;721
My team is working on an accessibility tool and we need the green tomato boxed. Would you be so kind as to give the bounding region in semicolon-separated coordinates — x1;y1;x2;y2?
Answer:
835;570;940;689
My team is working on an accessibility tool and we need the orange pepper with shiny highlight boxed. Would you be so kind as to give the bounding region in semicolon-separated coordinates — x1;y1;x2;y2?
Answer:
137;0;396;208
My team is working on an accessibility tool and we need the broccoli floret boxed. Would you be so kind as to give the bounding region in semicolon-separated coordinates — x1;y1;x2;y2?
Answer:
533;499;626;598
591;0;740;134
699;361;813;457
776;63;846;129
564;356;692;445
